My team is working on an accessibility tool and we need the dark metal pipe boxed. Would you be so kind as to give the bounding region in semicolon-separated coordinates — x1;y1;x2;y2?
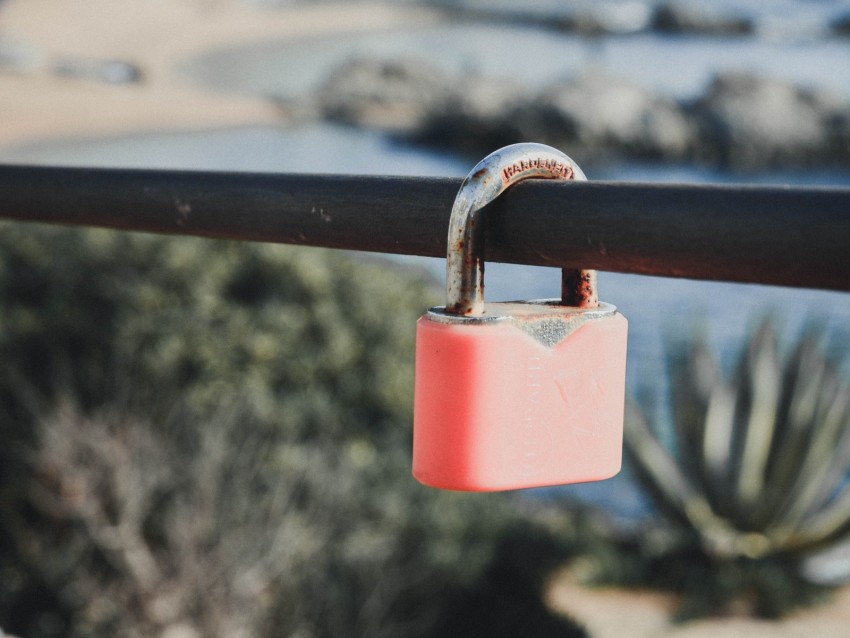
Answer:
0;164;848;291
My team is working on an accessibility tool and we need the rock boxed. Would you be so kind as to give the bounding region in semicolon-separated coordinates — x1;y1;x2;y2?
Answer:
316;57;850;169
52;57;143;84
318;57;525;154
517;74;695;162
690;73;850;168
831;13;850;36
652;2;754;36
553;11;625;37
317;58;454;133
409;72;694;163
407;72;527;156
0;33;39;74
431;1;650;37
556;4;652;37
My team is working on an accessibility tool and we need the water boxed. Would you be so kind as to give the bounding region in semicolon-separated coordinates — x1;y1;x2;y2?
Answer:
182;21;850;101
8;126;849;383
3;1;850;523
7;122;850;522
0;123;468;176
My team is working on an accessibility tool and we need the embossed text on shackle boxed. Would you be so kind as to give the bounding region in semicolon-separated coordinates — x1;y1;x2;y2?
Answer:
501;158;574;181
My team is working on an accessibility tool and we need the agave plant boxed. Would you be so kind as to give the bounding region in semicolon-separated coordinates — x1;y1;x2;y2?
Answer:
623;320;850;617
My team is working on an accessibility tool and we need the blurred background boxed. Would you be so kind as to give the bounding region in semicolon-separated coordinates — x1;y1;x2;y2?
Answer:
1;1;850;637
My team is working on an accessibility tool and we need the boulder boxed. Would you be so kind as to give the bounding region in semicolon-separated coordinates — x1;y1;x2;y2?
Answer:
652;2;754;36
316;57;850;169
517;74;695;162
431;2;650;37
690;73;850;168
317;58;454;134
52;57;143;84
410;73;694;163
556;4;652;36
407;72;527;156
831;12;850;36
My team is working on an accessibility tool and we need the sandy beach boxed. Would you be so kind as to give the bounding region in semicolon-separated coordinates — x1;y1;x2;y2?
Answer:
0;0;441;148
548;570;850;638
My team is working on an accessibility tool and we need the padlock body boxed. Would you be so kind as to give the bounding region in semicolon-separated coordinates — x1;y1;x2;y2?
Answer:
413;306;627;491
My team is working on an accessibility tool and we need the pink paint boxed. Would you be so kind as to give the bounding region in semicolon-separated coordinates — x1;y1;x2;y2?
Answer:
413;313;628;491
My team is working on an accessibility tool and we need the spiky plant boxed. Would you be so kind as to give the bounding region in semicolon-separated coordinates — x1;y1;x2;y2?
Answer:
623;321;850;619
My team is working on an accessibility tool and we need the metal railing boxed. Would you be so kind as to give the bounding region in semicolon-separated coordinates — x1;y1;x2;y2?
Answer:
1;164;848;291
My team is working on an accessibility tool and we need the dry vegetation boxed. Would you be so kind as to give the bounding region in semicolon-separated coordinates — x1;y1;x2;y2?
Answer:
0;224;588;638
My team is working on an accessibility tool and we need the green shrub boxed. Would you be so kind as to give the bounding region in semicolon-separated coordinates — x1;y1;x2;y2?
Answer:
613;321;850;620
0;223;587;638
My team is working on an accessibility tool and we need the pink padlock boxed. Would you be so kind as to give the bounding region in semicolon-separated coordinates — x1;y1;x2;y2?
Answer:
413;143;628;492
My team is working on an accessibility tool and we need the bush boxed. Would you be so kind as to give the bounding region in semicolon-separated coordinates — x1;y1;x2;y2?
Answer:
0;224;587;638
610;321;850;620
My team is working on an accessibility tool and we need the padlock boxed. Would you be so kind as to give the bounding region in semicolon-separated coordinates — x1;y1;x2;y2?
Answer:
413;143;628;492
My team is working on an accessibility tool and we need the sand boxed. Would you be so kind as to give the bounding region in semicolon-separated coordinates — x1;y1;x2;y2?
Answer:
0;0;442;148
547;568;850;638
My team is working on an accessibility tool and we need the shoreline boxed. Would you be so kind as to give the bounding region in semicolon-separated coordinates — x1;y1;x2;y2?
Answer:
3;1;848;170
0;0;442;149
548;571;850;638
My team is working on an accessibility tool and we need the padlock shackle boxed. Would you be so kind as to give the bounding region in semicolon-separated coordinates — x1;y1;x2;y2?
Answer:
446;143;594;316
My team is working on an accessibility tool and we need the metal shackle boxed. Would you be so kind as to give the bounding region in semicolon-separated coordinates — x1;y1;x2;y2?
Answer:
445;143;596;316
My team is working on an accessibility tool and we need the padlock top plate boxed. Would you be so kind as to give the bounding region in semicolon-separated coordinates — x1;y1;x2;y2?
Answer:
426;300;617;324
424;300;619;348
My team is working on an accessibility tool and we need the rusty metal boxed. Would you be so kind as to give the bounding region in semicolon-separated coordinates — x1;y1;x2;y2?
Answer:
0;164;849;292
445;143;589;316
561;268;598;308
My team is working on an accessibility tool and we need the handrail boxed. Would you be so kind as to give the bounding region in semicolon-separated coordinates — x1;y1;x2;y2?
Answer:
0;164;848;291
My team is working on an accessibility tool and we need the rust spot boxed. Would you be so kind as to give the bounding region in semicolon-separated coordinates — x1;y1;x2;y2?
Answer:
472;168;489;179
561;268;598;308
